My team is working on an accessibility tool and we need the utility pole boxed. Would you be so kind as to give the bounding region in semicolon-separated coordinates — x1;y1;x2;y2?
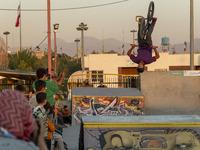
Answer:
47;0;51;78
130;30;137;44
190;0;194;70
3;31;10;52
74;38;80;58
53;23;59;74
76;22;88;71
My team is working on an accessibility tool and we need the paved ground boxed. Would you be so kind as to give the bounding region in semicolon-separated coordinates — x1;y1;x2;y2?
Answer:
62;124;80;150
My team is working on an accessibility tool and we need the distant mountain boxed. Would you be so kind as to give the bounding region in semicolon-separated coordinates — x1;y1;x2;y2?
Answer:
40;36;130;56
8;37;200;56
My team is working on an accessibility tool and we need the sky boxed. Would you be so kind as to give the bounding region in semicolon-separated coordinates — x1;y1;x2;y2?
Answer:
0;0;200;49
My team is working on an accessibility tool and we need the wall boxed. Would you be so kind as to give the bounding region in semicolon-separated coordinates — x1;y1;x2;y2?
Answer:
80;115;200;150
141;71;200;115
71;87;144;125
84;53;200;73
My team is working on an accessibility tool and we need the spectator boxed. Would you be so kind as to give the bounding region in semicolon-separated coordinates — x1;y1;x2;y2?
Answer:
98;81;106;88
44;102;55;150
29;80;46;109
83;79;91;87
55;91;64;101
28;88;34;101
34;68;59;106
61;105;71;124
15;84;25;95
32;92;48;144
0;90;47;150
46;68;65;86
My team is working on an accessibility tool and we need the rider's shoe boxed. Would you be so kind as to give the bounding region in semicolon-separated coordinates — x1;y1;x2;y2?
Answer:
152;17;157;24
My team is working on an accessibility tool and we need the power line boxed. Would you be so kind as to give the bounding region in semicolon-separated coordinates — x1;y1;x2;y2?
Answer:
0;0;129;12
32;35;48;51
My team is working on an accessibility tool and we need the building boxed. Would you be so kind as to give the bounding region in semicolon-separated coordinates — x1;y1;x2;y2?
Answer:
84;52;200;75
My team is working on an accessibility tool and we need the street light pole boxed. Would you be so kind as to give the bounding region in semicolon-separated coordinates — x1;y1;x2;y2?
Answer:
3;31;10;52
130;30;137;45
53;23;59;74
190;0;194;70
74;38;80;58
76;22;88;71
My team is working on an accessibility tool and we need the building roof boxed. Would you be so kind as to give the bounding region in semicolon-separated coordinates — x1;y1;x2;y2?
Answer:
0;68;37;80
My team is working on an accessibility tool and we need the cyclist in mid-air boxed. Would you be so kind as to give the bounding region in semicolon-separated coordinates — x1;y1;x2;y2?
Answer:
127;16;160;73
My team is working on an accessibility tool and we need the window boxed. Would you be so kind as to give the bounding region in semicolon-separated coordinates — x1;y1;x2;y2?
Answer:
91;70;103;82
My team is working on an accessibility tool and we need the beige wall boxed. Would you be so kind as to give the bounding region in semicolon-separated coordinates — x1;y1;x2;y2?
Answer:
141;71;200;115
84;53;200;73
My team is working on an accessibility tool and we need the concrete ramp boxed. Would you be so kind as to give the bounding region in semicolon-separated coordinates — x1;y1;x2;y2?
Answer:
80;115;200;150
71;87;144;125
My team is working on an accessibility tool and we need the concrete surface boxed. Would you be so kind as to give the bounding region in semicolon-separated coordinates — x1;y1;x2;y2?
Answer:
141;71;200;115
63;125;80;150
72;87;143;96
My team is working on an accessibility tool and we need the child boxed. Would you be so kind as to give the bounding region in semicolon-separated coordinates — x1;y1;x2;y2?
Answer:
29;80;46;109
44;102;55;150
32;92;48;143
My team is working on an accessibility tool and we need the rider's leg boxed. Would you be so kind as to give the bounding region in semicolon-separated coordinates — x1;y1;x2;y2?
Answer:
146;18;157;46
138;17;147;47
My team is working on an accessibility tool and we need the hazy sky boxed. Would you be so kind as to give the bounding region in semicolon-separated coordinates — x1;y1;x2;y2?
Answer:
0;0;200;49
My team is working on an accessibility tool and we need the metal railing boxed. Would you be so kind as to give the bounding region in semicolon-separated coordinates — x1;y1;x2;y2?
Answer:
66;73;140;89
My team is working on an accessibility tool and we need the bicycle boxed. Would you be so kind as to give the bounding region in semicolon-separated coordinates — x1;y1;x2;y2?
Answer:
136;1;154;40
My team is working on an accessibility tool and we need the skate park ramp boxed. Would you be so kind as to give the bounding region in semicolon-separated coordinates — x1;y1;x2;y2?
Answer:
71;87;144;125
140;71;200;115
80;115;200;150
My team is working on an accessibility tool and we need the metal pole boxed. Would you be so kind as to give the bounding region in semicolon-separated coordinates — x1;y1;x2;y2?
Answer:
76;41;78;57
81;30;84;71
6;35;8;52
20;2;22;52
190;0;194;70
54;31;57;74
47;0;52;78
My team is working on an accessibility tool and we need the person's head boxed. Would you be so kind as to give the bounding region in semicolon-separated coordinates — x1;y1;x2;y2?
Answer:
46;68;55;78
64;105;68;110
36;92;47;106
44;101;51;115
15;84;25;95
36;68;47;79
35;80;46;92
100;81;104;85
0;90;35;141
137;61;145;73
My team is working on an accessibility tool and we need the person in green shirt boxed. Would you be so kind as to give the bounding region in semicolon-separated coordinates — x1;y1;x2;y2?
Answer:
33;68;59;106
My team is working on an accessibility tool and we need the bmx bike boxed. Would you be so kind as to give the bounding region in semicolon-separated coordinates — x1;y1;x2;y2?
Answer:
136;1;154;40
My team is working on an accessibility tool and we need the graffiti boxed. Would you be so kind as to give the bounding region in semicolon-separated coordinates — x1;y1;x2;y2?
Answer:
83;128;200;150
72;96;144;124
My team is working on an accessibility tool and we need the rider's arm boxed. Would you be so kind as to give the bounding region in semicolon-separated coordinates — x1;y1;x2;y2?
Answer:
152;46;160;59
154;49;160;59
127;44;137;56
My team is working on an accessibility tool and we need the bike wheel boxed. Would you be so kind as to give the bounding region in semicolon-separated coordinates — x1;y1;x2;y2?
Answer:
147;1;154;23
139;17;145;40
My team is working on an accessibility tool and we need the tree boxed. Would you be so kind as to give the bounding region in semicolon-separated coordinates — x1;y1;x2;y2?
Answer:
8;49;38;71
0;36;8;69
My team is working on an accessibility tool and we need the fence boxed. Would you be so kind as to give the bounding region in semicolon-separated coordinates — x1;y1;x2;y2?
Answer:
66;73;140;89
